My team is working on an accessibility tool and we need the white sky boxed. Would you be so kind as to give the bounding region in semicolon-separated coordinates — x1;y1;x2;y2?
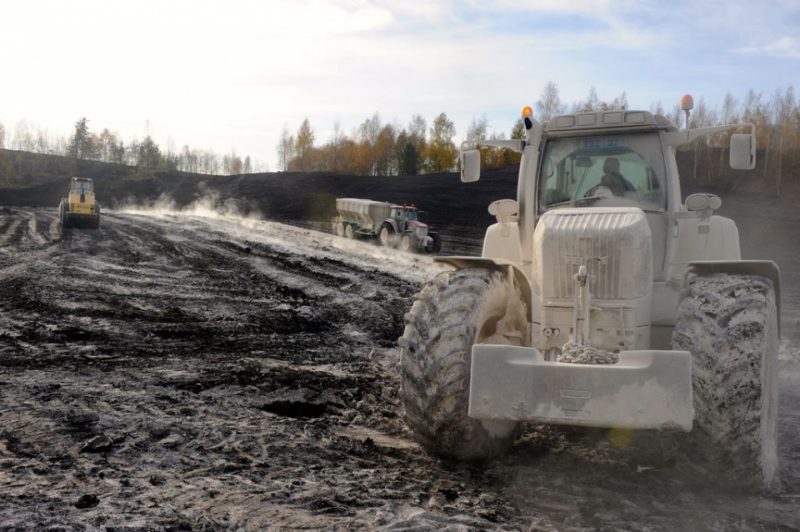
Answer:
1;0;798;171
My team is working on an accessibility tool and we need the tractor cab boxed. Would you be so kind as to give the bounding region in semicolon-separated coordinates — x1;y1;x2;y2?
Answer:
60;177;101;229
391;205;419;224
70;177;94;194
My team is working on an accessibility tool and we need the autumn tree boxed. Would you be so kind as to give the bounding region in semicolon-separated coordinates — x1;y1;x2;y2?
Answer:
428;112;457;173
295;118;315;171
336;137;359;175
96;129;122;163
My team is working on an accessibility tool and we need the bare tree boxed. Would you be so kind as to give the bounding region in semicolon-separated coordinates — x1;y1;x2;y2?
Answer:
34;126;50;154
276;125;294;172
466;115;492;169
12;119;35;151
357;113;382;175
535;81;565;123
466;115;488;145
407;114;427;172
650;101;665;117
331;120;342;173
577;86;599;112
610;91;628;111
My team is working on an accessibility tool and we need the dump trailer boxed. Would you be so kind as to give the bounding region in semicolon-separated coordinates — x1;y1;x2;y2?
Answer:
399;97;780;489
59;177;100;229
333;198;441;253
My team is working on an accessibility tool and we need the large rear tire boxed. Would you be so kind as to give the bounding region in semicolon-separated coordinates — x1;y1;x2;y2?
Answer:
399;268;529;460
59;200;69;231
672;273;779;489
379;224;394;247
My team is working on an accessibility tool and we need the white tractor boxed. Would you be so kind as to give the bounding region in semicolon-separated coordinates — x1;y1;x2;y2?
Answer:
399;96;780;488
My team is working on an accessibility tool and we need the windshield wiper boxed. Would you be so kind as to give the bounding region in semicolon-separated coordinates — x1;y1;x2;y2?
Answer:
546;195;607;209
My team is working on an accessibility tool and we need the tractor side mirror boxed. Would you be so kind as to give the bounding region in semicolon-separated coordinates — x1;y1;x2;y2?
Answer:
488;199;518;223
730;133;756;170
461;150;481;183
685;193;721;220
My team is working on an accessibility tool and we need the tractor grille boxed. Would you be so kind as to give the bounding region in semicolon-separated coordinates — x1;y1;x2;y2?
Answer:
533;208;652;301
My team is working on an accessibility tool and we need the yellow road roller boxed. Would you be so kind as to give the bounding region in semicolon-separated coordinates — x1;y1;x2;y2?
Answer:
59;177;100;229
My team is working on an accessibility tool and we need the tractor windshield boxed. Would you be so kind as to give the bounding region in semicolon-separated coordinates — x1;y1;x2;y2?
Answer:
538;132;667;213
72;180;93;194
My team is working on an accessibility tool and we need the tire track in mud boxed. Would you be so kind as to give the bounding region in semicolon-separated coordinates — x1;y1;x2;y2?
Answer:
1;210;413;368
0;217;23;248
1;208;505;529
1;207;799;530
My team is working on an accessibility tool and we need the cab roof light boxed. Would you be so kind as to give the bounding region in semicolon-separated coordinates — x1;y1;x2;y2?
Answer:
522;105;534;129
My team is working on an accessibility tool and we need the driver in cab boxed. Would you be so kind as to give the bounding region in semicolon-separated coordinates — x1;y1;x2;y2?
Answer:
600;157;636;196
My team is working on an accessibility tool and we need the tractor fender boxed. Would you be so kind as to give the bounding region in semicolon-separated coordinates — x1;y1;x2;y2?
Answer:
684;260;782;336
433;256;532;321
383;219;399;233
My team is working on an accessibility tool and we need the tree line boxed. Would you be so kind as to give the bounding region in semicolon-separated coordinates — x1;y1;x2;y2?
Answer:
277;82;800;188
1;82;797;185
0;117;260;176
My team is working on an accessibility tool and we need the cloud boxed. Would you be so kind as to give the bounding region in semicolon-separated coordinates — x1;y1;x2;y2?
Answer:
735;36;800;59
468;0;612;13
2;0;798;172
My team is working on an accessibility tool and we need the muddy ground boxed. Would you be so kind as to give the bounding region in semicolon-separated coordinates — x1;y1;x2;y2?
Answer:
1;206;799;530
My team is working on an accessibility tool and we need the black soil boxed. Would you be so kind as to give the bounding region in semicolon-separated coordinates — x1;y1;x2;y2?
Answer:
1;208;799;529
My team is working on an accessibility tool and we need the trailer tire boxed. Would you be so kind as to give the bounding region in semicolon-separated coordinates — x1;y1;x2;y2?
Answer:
379;224;394;247
672;273;779;489
344;224;354;239
335;221;345;237
399;268;528;460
